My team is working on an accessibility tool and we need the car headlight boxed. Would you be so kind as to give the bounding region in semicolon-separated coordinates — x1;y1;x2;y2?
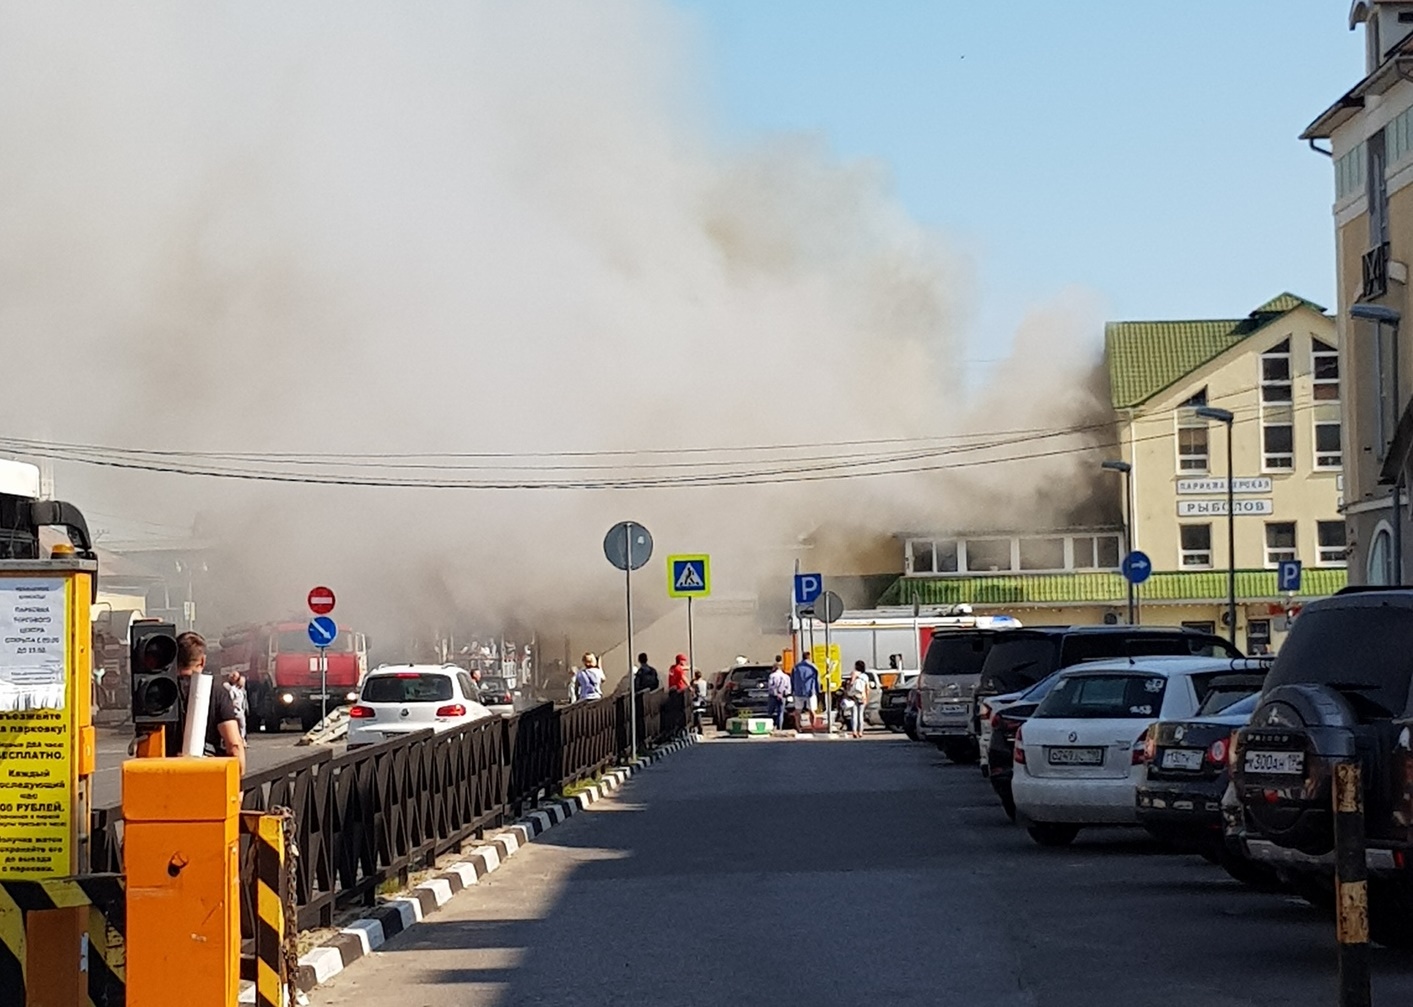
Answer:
280;693;295;704
345;691;358;702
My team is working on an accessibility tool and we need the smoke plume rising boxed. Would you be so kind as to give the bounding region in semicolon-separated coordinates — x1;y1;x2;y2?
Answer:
0;2;1112;666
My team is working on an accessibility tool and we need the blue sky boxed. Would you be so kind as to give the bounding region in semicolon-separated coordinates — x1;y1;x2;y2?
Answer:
673;0;1365;367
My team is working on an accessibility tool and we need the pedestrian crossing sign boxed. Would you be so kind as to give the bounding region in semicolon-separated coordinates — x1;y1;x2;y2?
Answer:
667;554;711;598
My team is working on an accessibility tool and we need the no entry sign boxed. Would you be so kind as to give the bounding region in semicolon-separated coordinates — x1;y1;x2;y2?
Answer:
307;586;336;615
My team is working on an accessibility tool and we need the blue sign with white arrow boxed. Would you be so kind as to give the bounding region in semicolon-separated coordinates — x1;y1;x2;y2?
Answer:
794;573;823;606
1277;559;1303;593
1120;551;1153;585
308;615;338;649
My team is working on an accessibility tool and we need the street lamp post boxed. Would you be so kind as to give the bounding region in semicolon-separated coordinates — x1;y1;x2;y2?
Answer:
1101;460;1135;624
1351;303;1404;584
1196;406;1237;645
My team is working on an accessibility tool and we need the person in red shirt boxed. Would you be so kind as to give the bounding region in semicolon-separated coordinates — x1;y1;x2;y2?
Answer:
668;653;690;692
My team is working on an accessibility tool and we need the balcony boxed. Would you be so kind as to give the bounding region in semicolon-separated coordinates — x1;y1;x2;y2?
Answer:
1363;241;1390;300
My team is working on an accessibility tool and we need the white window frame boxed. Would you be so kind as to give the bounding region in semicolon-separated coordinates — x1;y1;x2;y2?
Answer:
1313;419;1342;471
906;533;1122;576
1263;521;1298;568
1312;337;1340;403
1316;520;1348;567
1262;421;1295;471
1260;339;1292;405
1178;524;1212;569
1174;410;1209;473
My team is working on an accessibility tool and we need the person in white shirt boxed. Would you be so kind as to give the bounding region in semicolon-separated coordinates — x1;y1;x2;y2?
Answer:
844;661;870;738
766;657;791;730
574;653;605;702
224;669;248;739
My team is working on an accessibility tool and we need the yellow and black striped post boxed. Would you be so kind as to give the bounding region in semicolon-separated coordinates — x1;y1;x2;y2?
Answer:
250;812;291;1007
1333;761;1370;1007
0;874;125;1006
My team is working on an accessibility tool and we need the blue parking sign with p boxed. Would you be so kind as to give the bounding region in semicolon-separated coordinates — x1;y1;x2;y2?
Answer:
1277;560;1302;593
794;573;823;606
668;555;711;598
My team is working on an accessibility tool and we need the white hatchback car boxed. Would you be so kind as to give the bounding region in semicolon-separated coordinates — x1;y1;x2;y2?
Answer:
1010;657;1239;847
347;664;492;749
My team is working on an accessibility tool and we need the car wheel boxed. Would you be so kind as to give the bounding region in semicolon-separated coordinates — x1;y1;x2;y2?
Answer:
886;725;901;733
1286;873;1335;912
998;787;1017;823
941;740;980;765
904;724;918;742
1215;846;1287;894
300;712;319;733
1027;823;1079;847
1368;879;1413;949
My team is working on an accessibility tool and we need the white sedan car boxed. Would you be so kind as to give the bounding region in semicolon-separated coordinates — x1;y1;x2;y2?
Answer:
1010;657;1238;847
347;664;492;749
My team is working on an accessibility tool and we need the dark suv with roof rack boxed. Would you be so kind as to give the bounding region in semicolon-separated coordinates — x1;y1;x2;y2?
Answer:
1231;588;1413;947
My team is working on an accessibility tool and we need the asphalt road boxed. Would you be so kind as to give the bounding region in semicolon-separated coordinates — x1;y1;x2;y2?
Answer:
91;726;312;807
307;732;1413;1007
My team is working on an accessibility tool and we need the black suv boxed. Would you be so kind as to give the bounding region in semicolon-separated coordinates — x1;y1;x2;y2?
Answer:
1231;588;1413;946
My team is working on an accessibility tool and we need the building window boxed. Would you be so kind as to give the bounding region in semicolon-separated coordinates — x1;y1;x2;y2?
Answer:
1246;619;1272;657
1335;142;1366;200
1182;620;1217;635
1264;522;1297;566
965;539;1013;573
908;540;933;574
1176;423;1208;472
1312;337;1340;401
1073;535;1122;570
1317;521;1348;566
1263;423;1294;470
1260;339;1292;403
1314;421;1342;470
1179;524;1212;568
1369;525;1394;585
1018;537;1065;571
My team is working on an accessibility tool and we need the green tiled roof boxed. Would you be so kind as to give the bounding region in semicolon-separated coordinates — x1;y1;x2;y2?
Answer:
1106;293;1327;409
877;568;1348;607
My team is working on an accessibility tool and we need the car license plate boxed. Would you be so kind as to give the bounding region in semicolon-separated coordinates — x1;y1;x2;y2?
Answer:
940;704;967;715
310;693;329;701
1160;748;1203;771
1047;746;1104;766
1244;750;1304;775
747;689;767;700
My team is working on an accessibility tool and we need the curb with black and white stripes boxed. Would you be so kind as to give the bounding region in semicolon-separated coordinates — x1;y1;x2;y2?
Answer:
239;732;698;1004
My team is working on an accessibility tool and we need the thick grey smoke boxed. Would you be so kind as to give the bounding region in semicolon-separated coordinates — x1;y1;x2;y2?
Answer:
0;2;1110;662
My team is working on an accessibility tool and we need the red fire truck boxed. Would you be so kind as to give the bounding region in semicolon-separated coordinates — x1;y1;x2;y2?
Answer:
217;621;369;732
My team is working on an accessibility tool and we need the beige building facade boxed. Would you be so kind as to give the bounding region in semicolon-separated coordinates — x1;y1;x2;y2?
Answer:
1303;1;1413;585
880;296;1347;652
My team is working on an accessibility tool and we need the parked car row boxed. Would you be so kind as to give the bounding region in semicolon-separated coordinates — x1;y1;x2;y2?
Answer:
905;588;1413;949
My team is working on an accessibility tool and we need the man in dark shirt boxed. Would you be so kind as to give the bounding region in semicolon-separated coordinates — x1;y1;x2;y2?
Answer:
634;653;660;692
165;631;246;775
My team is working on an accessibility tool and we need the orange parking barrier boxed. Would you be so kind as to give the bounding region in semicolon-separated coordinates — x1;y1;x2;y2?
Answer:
123;757;240;1007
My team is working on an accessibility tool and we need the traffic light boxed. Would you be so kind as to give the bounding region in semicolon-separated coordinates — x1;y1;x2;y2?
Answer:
130;621;180;729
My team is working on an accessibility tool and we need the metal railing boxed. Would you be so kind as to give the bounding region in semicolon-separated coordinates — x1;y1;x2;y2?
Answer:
91;689;689;931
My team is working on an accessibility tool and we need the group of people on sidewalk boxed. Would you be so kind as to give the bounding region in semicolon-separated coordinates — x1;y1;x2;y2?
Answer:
569;652;707;709
568;649;871;739
767;655;871;738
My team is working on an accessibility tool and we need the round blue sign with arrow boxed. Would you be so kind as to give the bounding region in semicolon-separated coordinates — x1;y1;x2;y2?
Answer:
1120;551;1153;585
308;615;338;648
